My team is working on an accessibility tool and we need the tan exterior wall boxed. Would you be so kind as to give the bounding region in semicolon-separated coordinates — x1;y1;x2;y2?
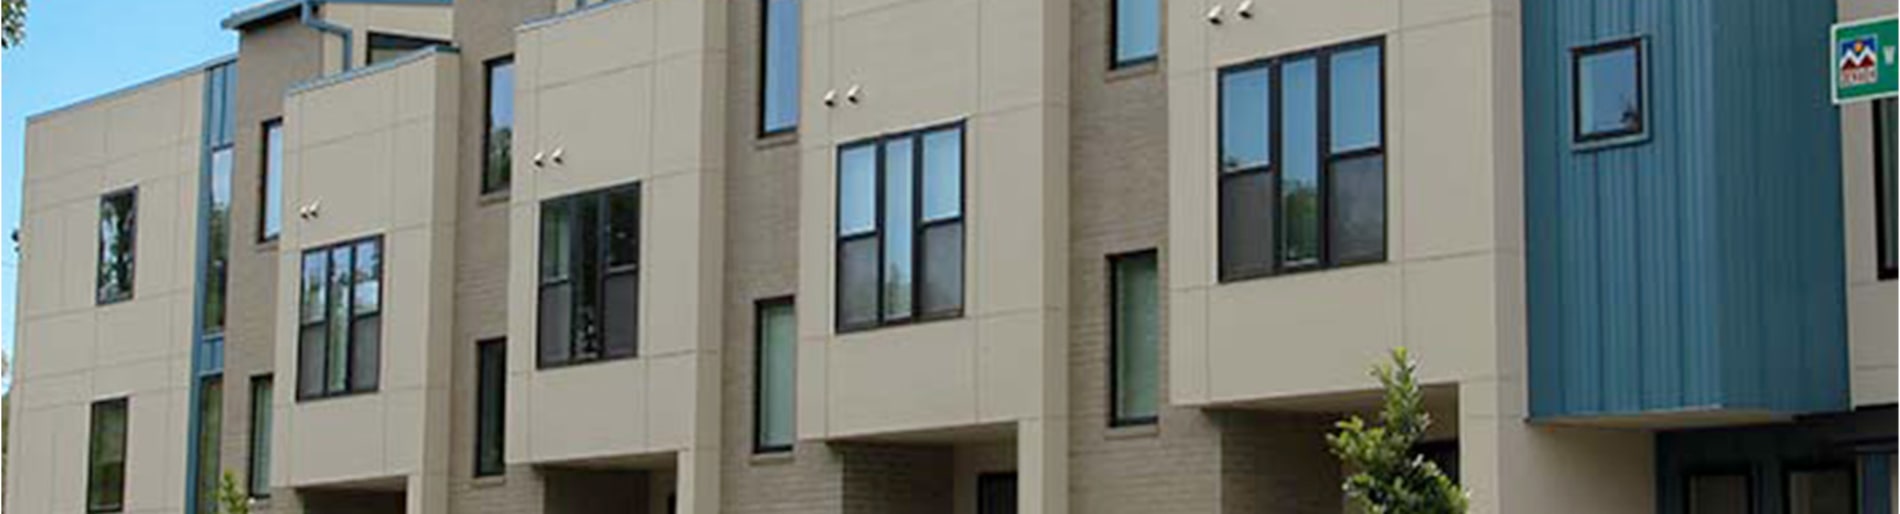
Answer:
318;3;455;73
10;69;207;514
271;52;460;508
1838;0;1898;409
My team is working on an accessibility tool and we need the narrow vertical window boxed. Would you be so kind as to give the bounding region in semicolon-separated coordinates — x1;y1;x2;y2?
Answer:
260;119;283;242
754;299;797;452
1112;0;1159;68
194;376;223;514
88;398;129;514
537;184;641;367
1572;38;1646;144
1216;39;1386;282
484;57;516;196
1110;251;1159;426
1877;98;1896;280
475;339;506;477
248;375;273;497
296;236;383;399
761;0;800;135
97;189;138;304
205;147;233;334
835;123;965;332
977;473;1018;514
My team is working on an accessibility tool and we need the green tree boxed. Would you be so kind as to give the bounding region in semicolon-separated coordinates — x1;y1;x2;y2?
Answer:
2;0;24;48
213;471;251;514
1326;347;1469;514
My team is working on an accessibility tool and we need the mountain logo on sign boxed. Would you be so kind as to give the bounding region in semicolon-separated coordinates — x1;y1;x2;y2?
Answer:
1839;36;1881;87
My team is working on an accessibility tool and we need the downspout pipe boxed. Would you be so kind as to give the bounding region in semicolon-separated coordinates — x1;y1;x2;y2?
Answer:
301;0;355;72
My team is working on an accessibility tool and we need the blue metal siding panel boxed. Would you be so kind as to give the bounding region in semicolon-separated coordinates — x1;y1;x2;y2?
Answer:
1526;0;1845;420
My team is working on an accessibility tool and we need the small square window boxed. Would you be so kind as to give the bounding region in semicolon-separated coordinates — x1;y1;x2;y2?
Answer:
1573;38;1646;145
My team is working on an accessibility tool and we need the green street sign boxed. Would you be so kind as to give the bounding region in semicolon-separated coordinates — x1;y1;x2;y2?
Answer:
1833;16;1899;105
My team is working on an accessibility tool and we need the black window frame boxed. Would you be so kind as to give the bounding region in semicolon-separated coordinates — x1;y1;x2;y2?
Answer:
88;397;130;514
482;56;516;197
97;187;139;305
247;374;273;498
536;182;642;369
833;121;967;333
1216;37;1388;283
259;118;285;243
205;145;235;336
1108;0;1160;70
474;338;507;477
1875;98;1896;281
366;31;450;66
1108;249;1160;427
1570;37;1648;146
295;235;385;401
758;0;800;137
753;296;797;454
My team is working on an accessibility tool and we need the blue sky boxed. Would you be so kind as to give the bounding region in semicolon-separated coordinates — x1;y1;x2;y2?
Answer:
3;0;254;377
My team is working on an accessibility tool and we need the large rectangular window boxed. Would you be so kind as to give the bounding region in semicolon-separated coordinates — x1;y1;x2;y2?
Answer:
205;147;233;334
260;119;284;242
475;339;506;477
88;398;129;514
194;376;223;514
761;0;800;135
1110;251;1159;426
484;57;516;196
97;189;138;304
248;375;273;497
836;123;965;332
754;299;796;453
1111;0;1159;68
538;183;641;368
1877;98;1896;280
1217;39;1386;282
297;236;383;399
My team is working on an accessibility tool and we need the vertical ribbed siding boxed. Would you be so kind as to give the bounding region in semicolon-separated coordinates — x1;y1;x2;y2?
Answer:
1526;0;1846;419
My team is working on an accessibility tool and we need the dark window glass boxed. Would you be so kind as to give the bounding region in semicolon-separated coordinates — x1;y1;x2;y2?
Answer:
836;124;965;331
261;120;284;241
1878;98;1896;280
762;0;800;135
537;183;641;367
977;473;1018;514
1573;40;1644;143
194;376;222;514
205;147;233;334
475;340;506;477
88;398;129;513
1787;467;1855;514
367;32;447;65
97;189;138;304
296;237;383;399
1688;473;1750;514
1220;67;1271;174
1112;0;1159;68
1216;39;1386;282
754;300;796;452
1111;251;1159;425
248;375;273;497
484;58;516;195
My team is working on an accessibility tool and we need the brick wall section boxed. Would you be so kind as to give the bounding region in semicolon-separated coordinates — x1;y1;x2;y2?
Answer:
446;1;557;514
1062;0;1234;512
715;0;852;511
1215;412;1342;514
220;16;322;510
542;469;651;514
840;444;954;514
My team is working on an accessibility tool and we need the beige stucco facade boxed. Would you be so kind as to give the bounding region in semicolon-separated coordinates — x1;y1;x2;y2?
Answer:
11;67;208;514
270;50;461;514
315;3;455;74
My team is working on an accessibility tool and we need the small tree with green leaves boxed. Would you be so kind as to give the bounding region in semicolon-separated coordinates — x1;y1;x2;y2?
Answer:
214;471;251;514
1325;347;1468;514
2;0;24;48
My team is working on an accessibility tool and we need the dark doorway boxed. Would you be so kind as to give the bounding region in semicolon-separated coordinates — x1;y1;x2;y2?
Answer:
977;472;1017;514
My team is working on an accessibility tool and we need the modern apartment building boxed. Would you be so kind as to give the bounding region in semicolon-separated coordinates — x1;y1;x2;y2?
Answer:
7;0;1894;512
